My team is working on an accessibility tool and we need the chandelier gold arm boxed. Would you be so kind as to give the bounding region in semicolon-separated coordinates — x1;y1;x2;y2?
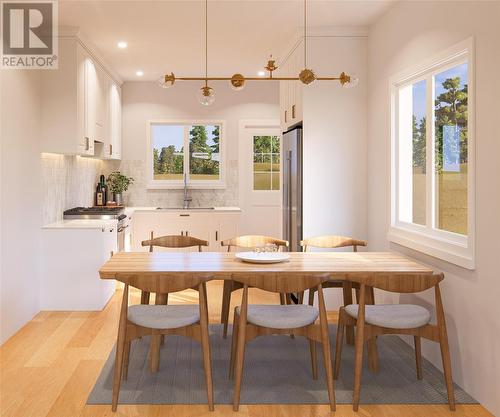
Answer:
172;76;345;81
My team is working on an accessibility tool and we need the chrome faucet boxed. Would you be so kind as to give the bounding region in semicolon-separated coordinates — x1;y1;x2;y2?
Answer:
183;173;192;209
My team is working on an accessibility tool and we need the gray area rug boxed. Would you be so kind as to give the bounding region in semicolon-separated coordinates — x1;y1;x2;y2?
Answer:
87;324;476;405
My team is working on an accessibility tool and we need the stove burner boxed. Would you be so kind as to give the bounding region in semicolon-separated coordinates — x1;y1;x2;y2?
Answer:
64;206;123;214
63;206;125;220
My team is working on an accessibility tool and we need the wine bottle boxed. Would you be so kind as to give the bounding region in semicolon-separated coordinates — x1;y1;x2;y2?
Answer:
99;175;108;205
95;183;104;206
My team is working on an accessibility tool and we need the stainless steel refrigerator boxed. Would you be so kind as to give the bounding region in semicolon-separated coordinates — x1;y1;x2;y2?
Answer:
282;126;303;252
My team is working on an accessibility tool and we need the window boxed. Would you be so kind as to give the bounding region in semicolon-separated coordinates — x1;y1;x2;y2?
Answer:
253;135;280;190
148;121;224;188
390;39;474;269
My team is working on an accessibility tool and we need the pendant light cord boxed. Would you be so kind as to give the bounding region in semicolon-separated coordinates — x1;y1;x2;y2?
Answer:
304;0;307;68
205;0;208;87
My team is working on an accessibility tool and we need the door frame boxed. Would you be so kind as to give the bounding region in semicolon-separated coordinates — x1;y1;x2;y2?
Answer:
238;119;282;237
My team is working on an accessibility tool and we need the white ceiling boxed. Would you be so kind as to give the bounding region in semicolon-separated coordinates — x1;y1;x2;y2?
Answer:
59;0;395;81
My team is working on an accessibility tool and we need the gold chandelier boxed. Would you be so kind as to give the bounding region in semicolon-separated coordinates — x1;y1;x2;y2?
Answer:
158;0;358;105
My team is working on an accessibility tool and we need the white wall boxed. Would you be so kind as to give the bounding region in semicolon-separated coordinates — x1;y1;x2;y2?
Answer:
302;34;368;308
367;2;500;415
0;70;42;344
119;80;279;208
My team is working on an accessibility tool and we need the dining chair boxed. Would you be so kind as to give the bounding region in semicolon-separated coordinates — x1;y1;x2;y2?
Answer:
112;272;214;412
229;272;336;411
220;235;289;338
334;272;455;411
140;231;209;305
299;235;368;345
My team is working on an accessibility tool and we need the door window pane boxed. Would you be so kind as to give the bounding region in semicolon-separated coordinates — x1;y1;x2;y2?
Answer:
152;125;184;180
434;63;468;234
189;125;220;181
253;135;280;190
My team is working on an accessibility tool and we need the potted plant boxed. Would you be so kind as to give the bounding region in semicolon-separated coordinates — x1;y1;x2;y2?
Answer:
107;171;134;206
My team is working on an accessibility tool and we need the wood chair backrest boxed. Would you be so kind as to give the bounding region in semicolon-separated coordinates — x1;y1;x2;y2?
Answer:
221;235;289;252
116;272;210;294
347;272;444;294
142;232;209;252
231;273;331;294
300;235;367;252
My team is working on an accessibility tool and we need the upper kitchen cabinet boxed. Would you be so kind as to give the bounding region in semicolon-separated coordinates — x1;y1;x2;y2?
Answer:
105;82;122;160
40;35;122;158
279;41;304;132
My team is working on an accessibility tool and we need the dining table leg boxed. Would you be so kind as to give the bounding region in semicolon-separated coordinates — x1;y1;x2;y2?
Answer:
365;285;379;373
342;280;355;345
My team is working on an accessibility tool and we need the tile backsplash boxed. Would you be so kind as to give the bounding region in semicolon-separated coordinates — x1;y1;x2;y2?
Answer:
41;153;238;225
116;159;239;208
41;153;117;225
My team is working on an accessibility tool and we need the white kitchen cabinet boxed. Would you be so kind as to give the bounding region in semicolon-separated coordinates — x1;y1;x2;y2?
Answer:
41;221;117;310
214;213;240;250
130;210;241;252
107;82;122;159
102;82;121;160
40;36;121;158
86;58;107;144
279;41;304;132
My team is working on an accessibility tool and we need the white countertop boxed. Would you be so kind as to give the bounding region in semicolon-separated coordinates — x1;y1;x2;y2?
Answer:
129;206;241;213
42;219;118;229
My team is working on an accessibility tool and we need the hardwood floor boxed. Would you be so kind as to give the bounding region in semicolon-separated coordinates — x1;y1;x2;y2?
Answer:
0;282;493;417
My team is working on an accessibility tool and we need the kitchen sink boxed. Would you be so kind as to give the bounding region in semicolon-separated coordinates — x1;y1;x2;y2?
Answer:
156;207;215;210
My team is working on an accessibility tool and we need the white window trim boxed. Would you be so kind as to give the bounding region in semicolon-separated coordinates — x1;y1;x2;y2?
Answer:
388;38;475;270
146;119;226;189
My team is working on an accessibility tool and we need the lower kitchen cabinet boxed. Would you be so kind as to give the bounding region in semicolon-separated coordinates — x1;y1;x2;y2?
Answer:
41;222;117;310
131;210;240;252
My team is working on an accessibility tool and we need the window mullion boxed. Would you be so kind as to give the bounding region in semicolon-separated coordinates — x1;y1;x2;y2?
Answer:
425;75;434;230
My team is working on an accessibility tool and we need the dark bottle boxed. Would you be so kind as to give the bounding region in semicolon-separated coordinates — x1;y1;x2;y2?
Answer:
99;175;108;205
95;182;104;206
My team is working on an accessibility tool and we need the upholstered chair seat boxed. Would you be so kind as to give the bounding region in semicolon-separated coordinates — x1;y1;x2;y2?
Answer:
236;304;319;329
128;305;200;329
345;304;431;330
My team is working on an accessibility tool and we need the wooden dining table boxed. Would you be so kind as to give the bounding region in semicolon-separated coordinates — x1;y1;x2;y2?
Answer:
99;251;433;374
99;251;432;280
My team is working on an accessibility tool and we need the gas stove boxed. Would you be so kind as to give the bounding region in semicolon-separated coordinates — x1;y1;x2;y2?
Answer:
63;206;125;220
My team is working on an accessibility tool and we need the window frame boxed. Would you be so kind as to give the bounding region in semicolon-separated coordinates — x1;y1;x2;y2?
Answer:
146;119;226;189
388;38;475;269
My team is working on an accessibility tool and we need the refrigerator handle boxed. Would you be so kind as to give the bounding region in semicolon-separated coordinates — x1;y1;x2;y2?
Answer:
287;150;293;252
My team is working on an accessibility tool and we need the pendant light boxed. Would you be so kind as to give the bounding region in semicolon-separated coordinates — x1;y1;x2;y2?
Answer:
158;0;359;101
298;0;316;85
197;0;216;105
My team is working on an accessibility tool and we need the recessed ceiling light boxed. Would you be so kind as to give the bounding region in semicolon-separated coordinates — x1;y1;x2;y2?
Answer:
117;41;127;49
257;70;266;77
136;70;144;77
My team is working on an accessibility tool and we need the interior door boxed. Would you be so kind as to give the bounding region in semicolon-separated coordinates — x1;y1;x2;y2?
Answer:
238;122;282;237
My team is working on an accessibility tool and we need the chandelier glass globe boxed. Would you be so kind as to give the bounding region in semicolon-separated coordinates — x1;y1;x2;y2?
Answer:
196;85;216;106
158;72;175;89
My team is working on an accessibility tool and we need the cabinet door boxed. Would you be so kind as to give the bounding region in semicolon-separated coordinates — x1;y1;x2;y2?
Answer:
131;212;181;251
76;44;93;155
94;66;107;143
183;213;213;251
131;212;210;252
294;42;303;122
214;213;240;252
80;52;98;155
107;82;121;159
84;58;98;147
